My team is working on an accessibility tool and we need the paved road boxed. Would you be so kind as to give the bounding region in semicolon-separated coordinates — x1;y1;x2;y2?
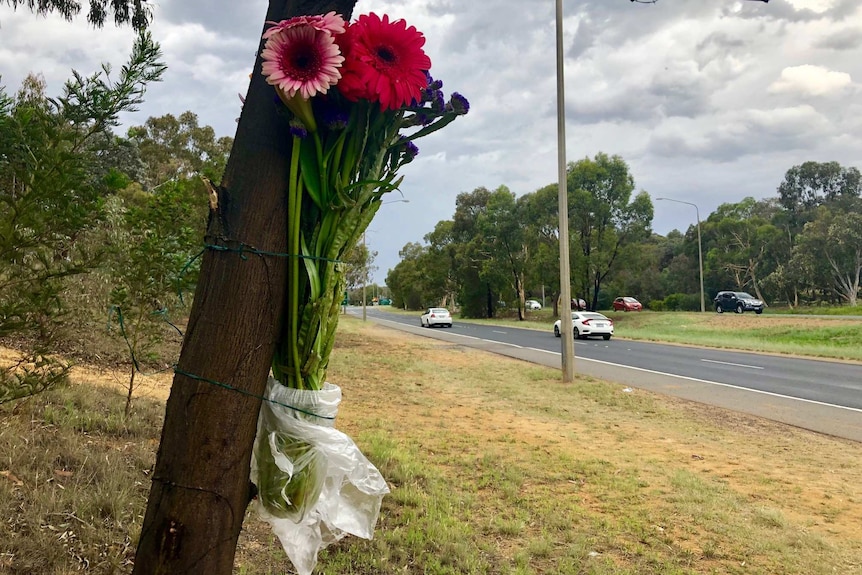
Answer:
349;307;862;442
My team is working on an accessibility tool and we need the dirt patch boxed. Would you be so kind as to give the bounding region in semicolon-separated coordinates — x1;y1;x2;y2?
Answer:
1;345;174;403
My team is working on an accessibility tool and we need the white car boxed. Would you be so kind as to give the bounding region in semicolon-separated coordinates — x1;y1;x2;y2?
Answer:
420;307;453;328
553;311;614;340
525;299;542;310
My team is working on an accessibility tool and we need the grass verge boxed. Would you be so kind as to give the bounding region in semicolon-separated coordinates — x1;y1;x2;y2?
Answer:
2;318;861;574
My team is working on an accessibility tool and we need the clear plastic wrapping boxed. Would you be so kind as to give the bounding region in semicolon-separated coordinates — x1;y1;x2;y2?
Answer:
251;377;389;575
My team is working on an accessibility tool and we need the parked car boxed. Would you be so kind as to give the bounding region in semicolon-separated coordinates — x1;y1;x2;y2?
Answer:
378;297;391;305
525;299;542;310
713;291;764;314
557;295;587;310
420;307;453;328
612;296;643;312
553;311;614;340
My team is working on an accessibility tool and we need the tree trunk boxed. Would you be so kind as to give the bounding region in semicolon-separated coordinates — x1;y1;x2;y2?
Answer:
132;1;356;573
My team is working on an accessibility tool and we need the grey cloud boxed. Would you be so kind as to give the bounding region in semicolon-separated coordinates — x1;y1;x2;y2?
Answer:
696;32;746;54
567;82;710;125
814;27;862;50
154;0;264;36
647;108;831;163
568;19;598;60
728;0;859;24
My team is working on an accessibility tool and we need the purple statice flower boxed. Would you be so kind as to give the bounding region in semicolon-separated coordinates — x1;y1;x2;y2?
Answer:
430;89;445;113
404;139;419;159
289;118;308;138
425;72;443;91
420;72;444;104
313;96;350;130
446;92;470;115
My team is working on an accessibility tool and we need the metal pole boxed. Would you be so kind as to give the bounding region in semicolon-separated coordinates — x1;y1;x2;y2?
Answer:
362;232;367;321
695;206;705;313
556;0;575;381
656;197;705;312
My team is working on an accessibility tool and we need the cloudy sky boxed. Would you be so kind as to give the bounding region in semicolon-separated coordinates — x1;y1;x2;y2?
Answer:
2;0;861;282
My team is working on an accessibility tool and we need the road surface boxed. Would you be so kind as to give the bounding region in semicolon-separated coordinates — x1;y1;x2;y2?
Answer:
349;307;862;442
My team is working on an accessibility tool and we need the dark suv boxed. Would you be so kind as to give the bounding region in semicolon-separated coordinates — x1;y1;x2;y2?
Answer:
713;291;764;314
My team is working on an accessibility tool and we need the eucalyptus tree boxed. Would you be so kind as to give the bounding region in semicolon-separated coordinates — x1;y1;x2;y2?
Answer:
657;229;696;296
475;186;530;318
423;220;460;307
608;234;665;306
0;36;164;404
519;184;563;312
776;161;862;255
778;161;862;214
566;153;653;310
791;201;862;307
385;241;428;310
450;186;513;318
706;197;782;302
341;239;376;293
767;162;861;304
128;111;233;188
3;0;151;29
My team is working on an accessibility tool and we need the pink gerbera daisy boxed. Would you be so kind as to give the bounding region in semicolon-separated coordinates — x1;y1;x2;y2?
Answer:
261;24;344;101
262;11;346;39
337;13;432;111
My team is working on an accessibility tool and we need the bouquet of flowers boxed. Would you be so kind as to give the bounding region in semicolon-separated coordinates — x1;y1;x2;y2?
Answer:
249;10;467;574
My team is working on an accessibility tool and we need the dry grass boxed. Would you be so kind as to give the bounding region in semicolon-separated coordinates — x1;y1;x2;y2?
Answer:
2;317;861;574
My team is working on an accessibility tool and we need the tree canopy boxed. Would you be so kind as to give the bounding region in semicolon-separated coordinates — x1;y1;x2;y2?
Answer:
4;0;151;30
386;158;861;313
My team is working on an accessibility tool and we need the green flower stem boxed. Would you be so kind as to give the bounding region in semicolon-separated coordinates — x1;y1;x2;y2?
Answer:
315;133;328;207
287;135;303;388
274;102;425;392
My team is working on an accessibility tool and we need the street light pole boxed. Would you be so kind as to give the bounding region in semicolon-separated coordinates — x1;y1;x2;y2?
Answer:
362;231;367;321
555;0;575;382
656;197;705;312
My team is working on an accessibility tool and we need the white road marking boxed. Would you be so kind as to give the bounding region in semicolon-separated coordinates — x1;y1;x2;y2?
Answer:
700;359;764;370
543;351;862;414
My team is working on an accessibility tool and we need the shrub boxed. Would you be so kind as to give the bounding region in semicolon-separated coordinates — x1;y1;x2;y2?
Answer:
662;293;700;311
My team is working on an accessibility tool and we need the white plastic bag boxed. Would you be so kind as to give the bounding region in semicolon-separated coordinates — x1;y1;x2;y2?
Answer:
251;377;389;575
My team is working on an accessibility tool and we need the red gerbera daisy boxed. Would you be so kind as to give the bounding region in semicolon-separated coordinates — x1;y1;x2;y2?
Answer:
337;13;432;111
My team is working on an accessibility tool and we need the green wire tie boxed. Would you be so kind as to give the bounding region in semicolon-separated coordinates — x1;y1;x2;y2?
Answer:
174;368;336;420
176;241;343;304
109;305;334;420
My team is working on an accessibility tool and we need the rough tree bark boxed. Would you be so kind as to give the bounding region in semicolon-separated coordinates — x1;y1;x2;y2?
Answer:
132;1;356;573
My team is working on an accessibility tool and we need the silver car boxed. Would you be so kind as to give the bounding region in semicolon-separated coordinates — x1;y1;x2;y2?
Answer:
420;307;453;328
553;311;614;340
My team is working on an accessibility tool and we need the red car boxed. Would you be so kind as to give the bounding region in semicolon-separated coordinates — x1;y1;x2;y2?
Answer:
612;297;642;311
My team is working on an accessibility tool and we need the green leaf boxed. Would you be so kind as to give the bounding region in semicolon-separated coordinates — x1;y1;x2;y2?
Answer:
300;235;321;301
404;113;458;142
299;141;323;208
